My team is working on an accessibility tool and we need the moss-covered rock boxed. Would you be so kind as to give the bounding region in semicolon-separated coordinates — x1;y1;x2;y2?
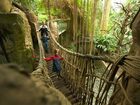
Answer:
0;0;12;13
0;64;71;105
0;6;34;72
0;64;47;105
12;2;38;49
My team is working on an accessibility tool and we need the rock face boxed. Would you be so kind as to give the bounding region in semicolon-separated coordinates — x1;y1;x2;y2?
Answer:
108;9;140;105
124;9;140;105
0;0;12;13
129;9;140;55
0;64;71;105
12;2;38;48
0;1;34;72
0;64;47;105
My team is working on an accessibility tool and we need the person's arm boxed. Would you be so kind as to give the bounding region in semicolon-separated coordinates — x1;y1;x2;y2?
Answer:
47;30;49;32
45;26;50;32
37;26;42;32
58;56;64;60
38;27;42;32
36;29;41;32
46;28;50;32
44;56;53;61
60;57;64;60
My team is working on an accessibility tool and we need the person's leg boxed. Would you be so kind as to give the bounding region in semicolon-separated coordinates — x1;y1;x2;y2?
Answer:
44;42;49;53
57;71;62;78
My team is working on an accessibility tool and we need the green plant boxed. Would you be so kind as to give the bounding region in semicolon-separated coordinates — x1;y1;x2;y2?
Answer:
94;34;117;54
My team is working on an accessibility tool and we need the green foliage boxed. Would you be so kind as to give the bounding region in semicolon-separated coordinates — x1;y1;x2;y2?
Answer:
57;21;67;33
108;0;139;55
68;43;76;52
12;0;139;55
13;0;35;9
38;14;48;23
13;0;47;22
33;0;48;22
94;34;117;53
50;8;63;17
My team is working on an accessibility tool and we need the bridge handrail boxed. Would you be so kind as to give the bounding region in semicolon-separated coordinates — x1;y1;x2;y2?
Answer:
48;23;114;63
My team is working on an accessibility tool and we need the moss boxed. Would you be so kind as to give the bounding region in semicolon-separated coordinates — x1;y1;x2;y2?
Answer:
0;64;48;105
0;7;34;72
0;0;12;13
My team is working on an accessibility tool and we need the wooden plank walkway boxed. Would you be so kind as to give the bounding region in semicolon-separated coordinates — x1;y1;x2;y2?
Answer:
47;60;81;105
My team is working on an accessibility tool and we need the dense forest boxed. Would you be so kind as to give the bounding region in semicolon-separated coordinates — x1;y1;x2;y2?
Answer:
0;1;140;105
13;0;139;56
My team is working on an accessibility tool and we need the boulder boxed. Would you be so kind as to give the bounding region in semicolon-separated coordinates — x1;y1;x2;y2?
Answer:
0;0;12;13
0;4;34;72
0;64;47;105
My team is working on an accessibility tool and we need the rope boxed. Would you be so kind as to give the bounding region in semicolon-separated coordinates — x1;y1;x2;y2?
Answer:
121;56;140;82
95;55;127;104
48;25;114;63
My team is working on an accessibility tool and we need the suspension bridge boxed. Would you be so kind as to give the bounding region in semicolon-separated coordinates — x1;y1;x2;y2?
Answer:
32;19;140;105
0;1;140;105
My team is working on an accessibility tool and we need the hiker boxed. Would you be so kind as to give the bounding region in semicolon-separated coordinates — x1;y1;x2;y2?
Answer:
44;49;63;78
38;21;50;53
41;34;49;53
38;21;49;37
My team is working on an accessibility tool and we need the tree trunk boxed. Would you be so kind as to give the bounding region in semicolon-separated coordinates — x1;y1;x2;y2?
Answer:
130;9;140;56
89;0;99;54
100;0;111;34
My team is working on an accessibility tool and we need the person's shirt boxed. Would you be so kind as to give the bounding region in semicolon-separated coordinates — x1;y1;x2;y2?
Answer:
39;25;49;36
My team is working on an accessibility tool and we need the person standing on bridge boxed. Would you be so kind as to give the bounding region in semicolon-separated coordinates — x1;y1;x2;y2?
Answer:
44;49;63;78
38;21;50;53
